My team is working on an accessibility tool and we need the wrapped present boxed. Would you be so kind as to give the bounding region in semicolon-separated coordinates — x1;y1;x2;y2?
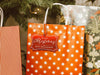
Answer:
83;10;100;75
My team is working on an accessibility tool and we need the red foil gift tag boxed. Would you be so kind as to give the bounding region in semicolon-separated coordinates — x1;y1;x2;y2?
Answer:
31;35;58;52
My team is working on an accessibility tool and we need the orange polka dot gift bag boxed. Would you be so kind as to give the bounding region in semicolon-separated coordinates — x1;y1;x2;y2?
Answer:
26;3;85;75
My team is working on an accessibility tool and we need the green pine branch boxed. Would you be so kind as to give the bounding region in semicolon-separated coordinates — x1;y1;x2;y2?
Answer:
0;0;75;30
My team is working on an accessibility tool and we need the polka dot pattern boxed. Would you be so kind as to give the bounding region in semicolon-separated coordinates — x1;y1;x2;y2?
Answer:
26;23;85;75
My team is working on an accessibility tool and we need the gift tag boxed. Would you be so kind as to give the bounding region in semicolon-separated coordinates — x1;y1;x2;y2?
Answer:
31;35;58;52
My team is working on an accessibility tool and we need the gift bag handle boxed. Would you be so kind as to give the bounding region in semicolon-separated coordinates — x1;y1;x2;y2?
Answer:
44;3;66;24
0;7;3;27
43;3;70;36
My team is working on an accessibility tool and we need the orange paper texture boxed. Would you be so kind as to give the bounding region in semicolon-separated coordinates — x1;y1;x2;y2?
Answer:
26;23;85;75
0;26;22;75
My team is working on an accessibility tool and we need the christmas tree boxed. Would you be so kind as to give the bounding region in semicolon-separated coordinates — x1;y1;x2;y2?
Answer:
0;0;96;30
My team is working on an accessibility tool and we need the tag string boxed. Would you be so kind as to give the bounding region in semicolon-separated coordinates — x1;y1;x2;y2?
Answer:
0;7;3;27
43;3;69;36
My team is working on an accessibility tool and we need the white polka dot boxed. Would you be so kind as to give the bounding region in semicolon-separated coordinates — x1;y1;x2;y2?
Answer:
53;62;56;65
64;27;67;29
27;60;30;63
76;41;79;44
70;63;73;66
49;57;52;60
31;65;34;68
27;51;30;54
52;71;55;74
31;56;34;59
63;36;66;39
58;40;61;43
77;32;80;35
67;49;70;52
48;66;51;69
28;42;31;45
27;69;30;72
29;24;32;28
33;29;36;32
57;67;60;70
66;67;69;70
70;72;73;75
61;63;65;66
47;26;49;29
40;56;43;60
63;45;66;48
76;50;79;53
50;30;53;33
39;65;43;68
75;59;78;62
42;30;44;33
75;68;77;71
36;52;39;55
45;52;48;55
73;27;76;30
28;33;31;37
31;73;33;75
66;58;69;61
80;46;83;49
38;25;41;28
35;61;38;64
72;36;75;39
55;26;58;29
61;72;64;75
71;54;74;57
80;55;83;58
81;37;84;40
35;70;38;73
58;49;61;52
44;61;47;64
68;31;71;34
53;53;56;56
79;64;82;67
71;45;74;48
79;73;82;75
59;31;62;34
62;54;65;57
57;58;60;61
67;40;70;43
81;28;84;30
43;70;46;73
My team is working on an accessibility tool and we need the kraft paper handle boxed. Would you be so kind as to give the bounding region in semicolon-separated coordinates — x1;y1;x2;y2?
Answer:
0;7;3;27
43;3;70;36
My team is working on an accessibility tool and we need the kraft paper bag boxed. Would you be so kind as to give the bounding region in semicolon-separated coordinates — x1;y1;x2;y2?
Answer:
0;7;22;75
26;3;85;75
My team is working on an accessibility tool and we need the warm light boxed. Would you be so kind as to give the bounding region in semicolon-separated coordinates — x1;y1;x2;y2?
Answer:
37;8;40;11
34;12;37;14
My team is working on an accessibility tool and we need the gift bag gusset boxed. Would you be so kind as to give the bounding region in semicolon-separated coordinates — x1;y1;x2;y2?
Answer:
83;10;100;75
26;3;85;75
0;7;22;75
